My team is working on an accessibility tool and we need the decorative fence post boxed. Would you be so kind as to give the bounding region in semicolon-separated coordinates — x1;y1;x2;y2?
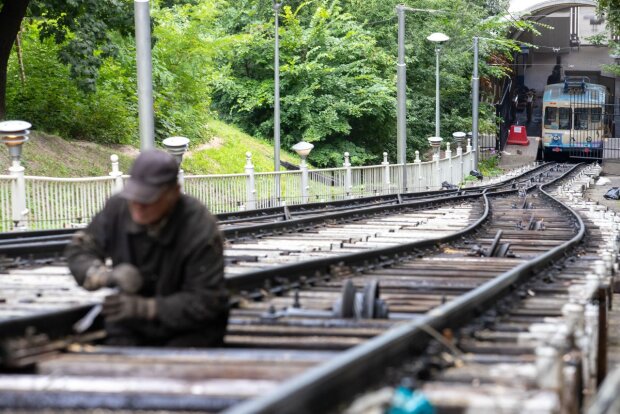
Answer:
344;152;352;199
466;138;473;176
445;142;452;185
457;145;464;184
245;152;256;210
9;158;27;230
428;136;442;190
301;156;309;203
381;152;390;194
414;151;422;192
433;151;441;189
109;154;124;193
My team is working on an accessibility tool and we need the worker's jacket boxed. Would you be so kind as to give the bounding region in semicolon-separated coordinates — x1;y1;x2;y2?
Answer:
65;194;228;344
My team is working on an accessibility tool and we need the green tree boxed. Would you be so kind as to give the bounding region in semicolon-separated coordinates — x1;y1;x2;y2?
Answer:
0;0;133;119
212;0;395;167
598;0;620;35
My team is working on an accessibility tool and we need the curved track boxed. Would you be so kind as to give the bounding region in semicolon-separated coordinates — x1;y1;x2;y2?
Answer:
0;163;549;259
0;163;604;413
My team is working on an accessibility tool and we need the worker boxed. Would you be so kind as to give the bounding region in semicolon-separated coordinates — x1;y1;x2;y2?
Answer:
65;149;228;347
526;89;535;124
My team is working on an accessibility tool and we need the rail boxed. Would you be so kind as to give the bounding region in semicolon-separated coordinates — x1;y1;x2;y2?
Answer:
0;146;476;231
223;164;586;414
0;163;548;258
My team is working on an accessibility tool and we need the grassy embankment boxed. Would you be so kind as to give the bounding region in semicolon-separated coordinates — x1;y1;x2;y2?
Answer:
0;119;301;177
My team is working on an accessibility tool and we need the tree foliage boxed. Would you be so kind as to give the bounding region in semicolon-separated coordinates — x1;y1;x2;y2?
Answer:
0;0;135;118
4;0;534;167
598;0;620;35
212;1;394;166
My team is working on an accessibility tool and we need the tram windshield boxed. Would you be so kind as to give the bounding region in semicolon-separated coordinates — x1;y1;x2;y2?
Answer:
544;107;572;130
574;108;588;130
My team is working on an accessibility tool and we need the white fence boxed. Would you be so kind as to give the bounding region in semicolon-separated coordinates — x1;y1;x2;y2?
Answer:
0;143;474;231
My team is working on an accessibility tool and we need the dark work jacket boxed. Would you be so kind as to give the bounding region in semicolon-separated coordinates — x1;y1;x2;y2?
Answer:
65;194;228;345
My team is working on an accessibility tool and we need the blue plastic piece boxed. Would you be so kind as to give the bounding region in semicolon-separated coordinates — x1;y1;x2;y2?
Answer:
387;386;436;414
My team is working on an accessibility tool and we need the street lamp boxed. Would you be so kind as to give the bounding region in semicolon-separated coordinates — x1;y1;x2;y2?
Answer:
273;0;282;201
452;131;466;150
0;120;31;229
162;136;190;188
395;5;442;192
291;141;314;203
0;120;30;165
162;136;190;165
427;136;443;159
426;32;449;139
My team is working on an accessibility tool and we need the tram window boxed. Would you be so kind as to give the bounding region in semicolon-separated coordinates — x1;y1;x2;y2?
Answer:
544;107;558;129
574;108;588;130
591;108;602;123
559;108;571;130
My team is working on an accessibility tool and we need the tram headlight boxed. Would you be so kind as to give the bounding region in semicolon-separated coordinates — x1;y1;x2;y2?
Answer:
552;135;561;142
586;136;592;143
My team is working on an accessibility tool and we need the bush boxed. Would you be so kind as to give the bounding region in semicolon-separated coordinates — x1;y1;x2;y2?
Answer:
7;32;135;144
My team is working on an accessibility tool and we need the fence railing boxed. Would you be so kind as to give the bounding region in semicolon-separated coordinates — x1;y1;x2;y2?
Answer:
0;175;15;232
0;143;475;231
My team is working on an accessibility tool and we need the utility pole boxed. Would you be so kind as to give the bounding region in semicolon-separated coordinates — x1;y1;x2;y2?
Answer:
134;0;155;151
472;36;480;170
273;1;282;202
395;5;442;191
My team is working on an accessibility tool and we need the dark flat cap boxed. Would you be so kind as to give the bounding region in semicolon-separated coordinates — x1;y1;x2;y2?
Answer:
120;149;179;204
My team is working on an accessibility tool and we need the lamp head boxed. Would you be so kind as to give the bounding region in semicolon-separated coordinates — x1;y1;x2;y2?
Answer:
162;136;190;165
452;131;466;147
0;120;31;164
427;32;449;44
291;141;314;158
427;136;443;149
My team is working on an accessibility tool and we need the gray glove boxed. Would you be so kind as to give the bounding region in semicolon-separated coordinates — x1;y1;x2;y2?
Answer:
83;262;143;293
102;294;157;322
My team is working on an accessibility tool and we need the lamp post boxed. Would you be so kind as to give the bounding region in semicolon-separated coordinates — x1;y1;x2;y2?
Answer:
291;141;314;203
472;36;480;170
162;136;190;188
273;0;282;202
134;0;155;151
395;5;441;192
426;32;449;139
0;120;31;230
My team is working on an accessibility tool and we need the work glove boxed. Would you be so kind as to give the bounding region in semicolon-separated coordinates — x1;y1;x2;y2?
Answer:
102;294;157;323
83;262;143;293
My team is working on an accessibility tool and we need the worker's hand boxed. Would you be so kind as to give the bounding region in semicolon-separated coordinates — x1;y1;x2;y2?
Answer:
83;261;113;291
82;262;143;293
110;263;143;294
102;294;157;323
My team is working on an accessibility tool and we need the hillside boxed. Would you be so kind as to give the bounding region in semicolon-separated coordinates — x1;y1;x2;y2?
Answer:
0;120;302;177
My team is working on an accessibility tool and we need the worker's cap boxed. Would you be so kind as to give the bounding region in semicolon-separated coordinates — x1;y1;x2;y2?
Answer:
120;150;179;204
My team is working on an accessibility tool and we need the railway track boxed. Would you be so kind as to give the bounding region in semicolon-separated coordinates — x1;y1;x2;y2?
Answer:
0;163;544;260
0;163;604;413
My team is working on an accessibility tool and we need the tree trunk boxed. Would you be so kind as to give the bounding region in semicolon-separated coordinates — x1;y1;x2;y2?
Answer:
0;0;30;120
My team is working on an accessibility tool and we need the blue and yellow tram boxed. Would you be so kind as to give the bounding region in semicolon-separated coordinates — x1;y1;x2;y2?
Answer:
541;78;610;160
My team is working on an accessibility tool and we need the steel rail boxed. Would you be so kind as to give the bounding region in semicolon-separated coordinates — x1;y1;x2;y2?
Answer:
0;166;563;353
0;165;566;369
0;164;581;408
222;164;585;414
0;164;552;257
225;176;558;293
